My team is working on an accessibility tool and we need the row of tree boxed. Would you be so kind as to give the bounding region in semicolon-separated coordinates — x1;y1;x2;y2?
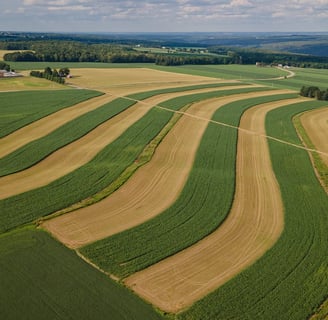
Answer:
30;67;70;84
300;86;328;100
155;54;229;66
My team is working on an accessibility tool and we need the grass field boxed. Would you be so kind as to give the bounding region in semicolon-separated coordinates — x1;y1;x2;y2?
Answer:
1;64;327;319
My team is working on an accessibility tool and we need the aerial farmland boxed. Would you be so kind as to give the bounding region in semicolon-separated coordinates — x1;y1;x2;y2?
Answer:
0;60;327;320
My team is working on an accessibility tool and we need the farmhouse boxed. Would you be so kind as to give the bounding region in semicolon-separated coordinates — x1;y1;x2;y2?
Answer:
0;70;22;78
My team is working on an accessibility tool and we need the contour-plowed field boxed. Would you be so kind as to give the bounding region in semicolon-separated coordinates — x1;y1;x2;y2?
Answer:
124;97;305;312
0;85;251;199
2;66;327;320
43;90;285;248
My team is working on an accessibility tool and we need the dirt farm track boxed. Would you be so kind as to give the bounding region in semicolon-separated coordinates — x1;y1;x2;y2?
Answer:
1;66;328;319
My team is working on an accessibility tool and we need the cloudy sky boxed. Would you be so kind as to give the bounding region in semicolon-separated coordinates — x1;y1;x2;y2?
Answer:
1;0;327;33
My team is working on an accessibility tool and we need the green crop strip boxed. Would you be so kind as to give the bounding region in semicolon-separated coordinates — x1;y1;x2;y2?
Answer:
0;89;102;138
0;228;163;320
0;87;267;233
178;100;328;320
0;82;245;176
80;93;298;279
0;98;137;176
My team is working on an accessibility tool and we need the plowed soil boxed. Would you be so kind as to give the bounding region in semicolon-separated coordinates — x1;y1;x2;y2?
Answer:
124;97;304;313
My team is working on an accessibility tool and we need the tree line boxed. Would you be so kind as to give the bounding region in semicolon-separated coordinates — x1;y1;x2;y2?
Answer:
300;86;328;100
2;39;328;68
30;67;69;84
2;40;231;66
209;47;328;69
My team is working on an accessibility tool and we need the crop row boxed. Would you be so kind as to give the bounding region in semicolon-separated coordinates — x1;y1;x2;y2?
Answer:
80;92;298;278
177;99;328;320
0;82;244;176
0;86;268;232
0;89;102;138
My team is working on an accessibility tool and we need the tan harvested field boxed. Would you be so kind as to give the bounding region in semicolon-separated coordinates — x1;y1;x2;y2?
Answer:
0;85;251;199
300;107;328;166
43;89;287;248
67;68;232;95
0;94;115;158
124;97;306;313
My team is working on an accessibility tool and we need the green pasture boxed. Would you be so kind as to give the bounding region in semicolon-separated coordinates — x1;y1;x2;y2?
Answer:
0;86;269;233
0;89;101;138
0;82;245;176
0;227;162;320
177;99;328;320
152;64;288;80
80;92;298;278
254;67;328;91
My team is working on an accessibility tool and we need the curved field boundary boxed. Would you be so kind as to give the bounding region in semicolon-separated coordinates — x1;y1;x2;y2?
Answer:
0;84;255;197
125;98;305;313
0;84;249;176
43;91;278;249
178;100;328;320
0;89;102;139
79;91;298;279
0;86;266;233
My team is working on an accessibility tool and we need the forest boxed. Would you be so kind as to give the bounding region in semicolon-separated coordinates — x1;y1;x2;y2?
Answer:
1;32;328;67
